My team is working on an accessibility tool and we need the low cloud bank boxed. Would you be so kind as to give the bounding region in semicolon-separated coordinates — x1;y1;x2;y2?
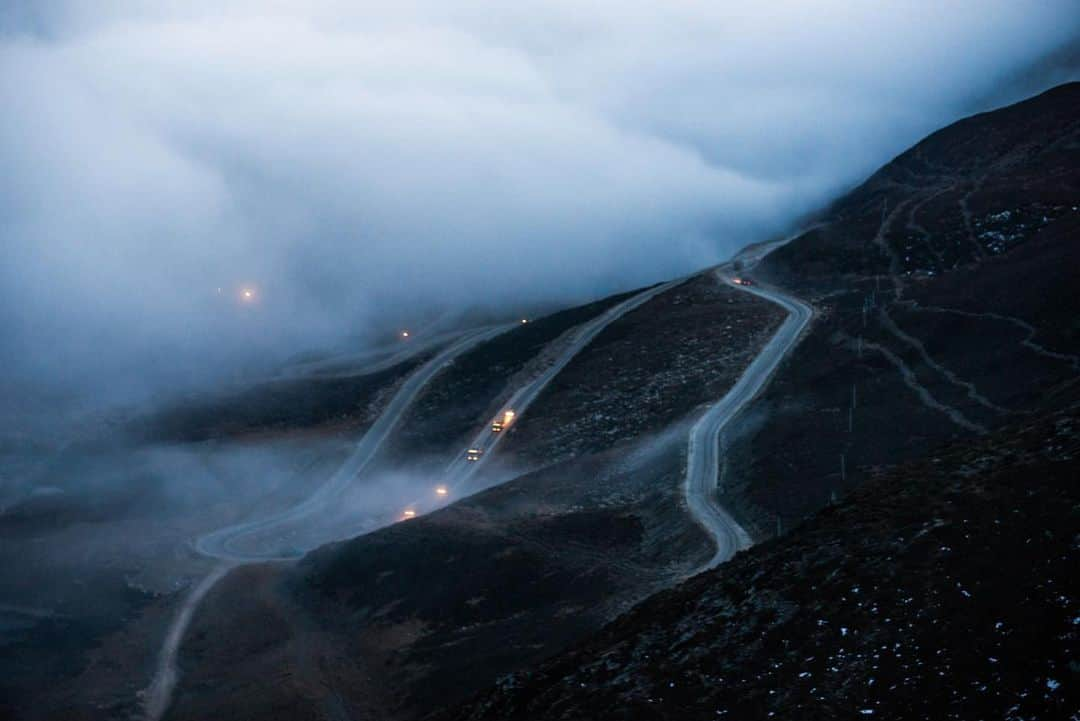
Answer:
2;1;1077;408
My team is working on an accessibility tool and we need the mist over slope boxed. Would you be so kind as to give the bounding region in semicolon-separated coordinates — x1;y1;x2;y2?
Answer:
2;2;1078;408
158;83;1080;721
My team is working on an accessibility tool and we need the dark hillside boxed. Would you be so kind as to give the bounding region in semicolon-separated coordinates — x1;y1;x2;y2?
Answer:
444;401;1080;721
766;82;1080;286
163;275;785;721
723;82;1080;537
385;289;642;466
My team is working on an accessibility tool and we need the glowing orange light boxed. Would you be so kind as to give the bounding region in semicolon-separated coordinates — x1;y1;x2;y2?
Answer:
402;508;417;519
435;485;449;497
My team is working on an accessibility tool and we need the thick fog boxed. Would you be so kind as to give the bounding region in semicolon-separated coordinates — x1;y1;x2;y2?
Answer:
2;1;1078;409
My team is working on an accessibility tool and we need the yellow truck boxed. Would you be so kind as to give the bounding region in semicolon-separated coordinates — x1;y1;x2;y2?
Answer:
491;410;516;433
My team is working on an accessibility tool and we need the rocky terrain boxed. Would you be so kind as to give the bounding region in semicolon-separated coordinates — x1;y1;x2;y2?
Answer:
1;83;1076;721
500;275;785;466
383;289;640;471
442;399;1080;721
436;80;1080;721
162;271;786;721
765;82;1079;286
722;82;1080;537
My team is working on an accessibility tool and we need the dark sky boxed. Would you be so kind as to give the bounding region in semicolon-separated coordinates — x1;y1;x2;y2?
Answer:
2;1;1078;408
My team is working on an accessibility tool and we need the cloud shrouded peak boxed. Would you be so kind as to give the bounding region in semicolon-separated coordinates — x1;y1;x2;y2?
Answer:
2;1;1077;404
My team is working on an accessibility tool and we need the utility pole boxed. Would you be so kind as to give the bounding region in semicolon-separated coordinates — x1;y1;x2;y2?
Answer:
717;429;727;491
847;383;856;432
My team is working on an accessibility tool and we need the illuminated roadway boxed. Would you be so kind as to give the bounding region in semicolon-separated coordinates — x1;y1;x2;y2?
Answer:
147;278;690;719
196;324;516;563
145;323;513;721
145;256;811;718
440;277;686;493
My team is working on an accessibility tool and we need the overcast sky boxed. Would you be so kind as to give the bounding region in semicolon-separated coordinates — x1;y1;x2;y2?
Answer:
2;1;1078;408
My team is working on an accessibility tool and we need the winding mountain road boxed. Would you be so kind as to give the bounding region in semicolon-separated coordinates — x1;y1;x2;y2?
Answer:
195;324;514;563
145;278;689;720
145;263;810;719
441;278;685;493
684;268;813;569
144;323;513;721
142;562;234;721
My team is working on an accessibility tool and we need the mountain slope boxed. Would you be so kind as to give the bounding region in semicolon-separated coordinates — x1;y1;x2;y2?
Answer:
440;81;1080;721
442;400;1080;721
161;274;786;721
160;82;1080;721
765;81;1080;285
721;82;1080;537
